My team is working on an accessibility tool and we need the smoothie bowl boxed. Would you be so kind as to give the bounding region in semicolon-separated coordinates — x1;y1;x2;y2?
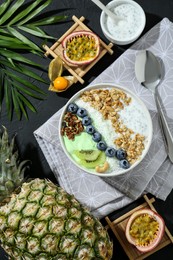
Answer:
59;83;153;177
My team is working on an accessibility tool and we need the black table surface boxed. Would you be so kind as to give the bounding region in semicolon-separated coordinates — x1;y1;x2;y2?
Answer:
1;0;173;259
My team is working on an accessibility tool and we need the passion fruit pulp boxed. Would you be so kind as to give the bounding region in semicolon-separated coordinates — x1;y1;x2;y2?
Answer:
125;209;165;252
62;30;100;66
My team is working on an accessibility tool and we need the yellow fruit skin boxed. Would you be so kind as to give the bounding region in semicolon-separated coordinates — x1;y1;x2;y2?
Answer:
48;57;63;81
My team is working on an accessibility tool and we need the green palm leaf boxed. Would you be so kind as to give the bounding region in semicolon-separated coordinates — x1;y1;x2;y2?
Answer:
0;0;67;120
0;49;42;67
0;0;11;17
18;25;55;39
0;0;25;25
4;80;12;120
0;72;4;112
30;15;68;26
17;93;37;113
18;0;53;25
3;70;46;95
8;0;43;26
12;88;21;120
7;26;42;52
0;59;46;83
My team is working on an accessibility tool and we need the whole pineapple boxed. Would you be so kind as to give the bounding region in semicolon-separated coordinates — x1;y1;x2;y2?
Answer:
0;126;28;203
0;178;113;259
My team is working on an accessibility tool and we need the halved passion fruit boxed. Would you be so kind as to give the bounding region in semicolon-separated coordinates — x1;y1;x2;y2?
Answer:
62;30;100;66
125;209;165;252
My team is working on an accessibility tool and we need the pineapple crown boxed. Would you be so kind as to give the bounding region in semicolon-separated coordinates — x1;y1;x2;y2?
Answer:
0;126;29;203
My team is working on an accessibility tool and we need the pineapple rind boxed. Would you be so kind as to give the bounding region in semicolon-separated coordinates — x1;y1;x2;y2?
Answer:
0;178;113;259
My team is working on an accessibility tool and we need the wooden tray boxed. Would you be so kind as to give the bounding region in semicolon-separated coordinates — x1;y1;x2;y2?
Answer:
43;15;114;86
105;195;173;260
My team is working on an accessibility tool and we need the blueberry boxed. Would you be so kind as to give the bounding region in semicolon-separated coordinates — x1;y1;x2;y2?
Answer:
82;116;91;126
119;159;130;169
67;103;78;113
116;149;127;160
92;132;102;142
62;121;66;128
77;108;87;118
86;125;95;134
97;141;107;151
105;147;116;157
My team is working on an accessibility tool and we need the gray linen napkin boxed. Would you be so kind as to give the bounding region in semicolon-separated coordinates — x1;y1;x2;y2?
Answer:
34;18;173;218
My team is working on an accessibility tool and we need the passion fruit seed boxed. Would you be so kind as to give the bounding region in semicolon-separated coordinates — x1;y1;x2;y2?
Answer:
66;35;97;61
125;209;165;253
130;213;159;246
62;31;100;65
53;77;68;90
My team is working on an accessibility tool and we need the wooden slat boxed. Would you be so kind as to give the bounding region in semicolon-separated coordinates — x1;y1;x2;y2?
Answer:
105;195;173;260
72;15;114;55
43;16;114;89
44;16;85;57
144;195;173;244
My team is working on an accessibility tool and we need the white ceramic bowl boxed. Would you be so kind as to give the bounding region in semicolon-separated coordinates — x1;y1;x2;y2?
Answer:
59;83;153;177
100;0;146;45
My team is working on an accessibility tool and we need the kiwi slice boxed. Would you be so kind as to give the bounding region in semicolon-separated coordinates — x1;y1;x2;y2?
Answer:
80;151;106;169
74;149;101;161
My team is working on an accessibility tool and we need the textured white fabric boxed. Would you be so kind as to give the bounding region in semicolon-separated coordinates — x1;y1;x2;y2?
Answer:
34;18;173;218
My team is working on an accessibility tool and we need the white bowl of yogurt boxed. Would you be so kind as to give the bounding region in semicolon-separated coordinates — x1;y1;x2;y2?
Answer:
59;83;153;177
100;0;146;45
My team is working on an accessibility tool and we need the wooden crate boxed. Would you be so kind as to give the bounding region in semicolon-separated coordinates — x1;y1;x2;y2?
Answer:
105;195;173;260
43;15;114;87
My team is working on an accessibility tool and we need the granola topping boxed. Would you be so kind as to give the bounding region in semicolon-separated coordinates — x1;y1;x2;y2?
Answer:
79;88;146;164
61;112;84;140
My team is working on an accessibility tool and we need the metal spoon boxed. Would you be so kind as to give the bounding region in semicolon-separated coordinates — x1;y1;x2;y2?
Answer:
91;0;123;23
135;50;173;163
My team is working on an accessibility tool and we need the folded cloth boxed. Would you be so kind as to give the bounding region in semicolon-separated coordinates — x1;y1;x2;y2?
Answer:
34;18;173;218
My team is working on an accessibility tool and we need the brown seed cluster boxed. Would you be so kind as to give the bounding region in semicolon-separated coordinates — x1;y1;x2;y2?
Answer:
80;88;145;164
61;112;84;140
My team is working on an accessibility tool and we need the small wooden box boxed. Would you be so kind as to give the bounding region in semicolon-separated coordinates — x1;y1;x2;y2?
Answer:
105;195;173;260
43;15;114;86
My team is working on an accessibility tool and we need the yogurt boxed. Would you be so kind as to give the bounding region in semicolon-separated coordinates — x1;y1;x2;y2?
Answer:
100;0;146;45
106;3;142;41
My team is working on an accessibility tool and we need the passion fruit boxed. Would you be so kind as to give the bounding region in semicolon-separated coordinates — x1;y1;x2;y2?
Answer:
62;30;100;66
125;209;165;252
